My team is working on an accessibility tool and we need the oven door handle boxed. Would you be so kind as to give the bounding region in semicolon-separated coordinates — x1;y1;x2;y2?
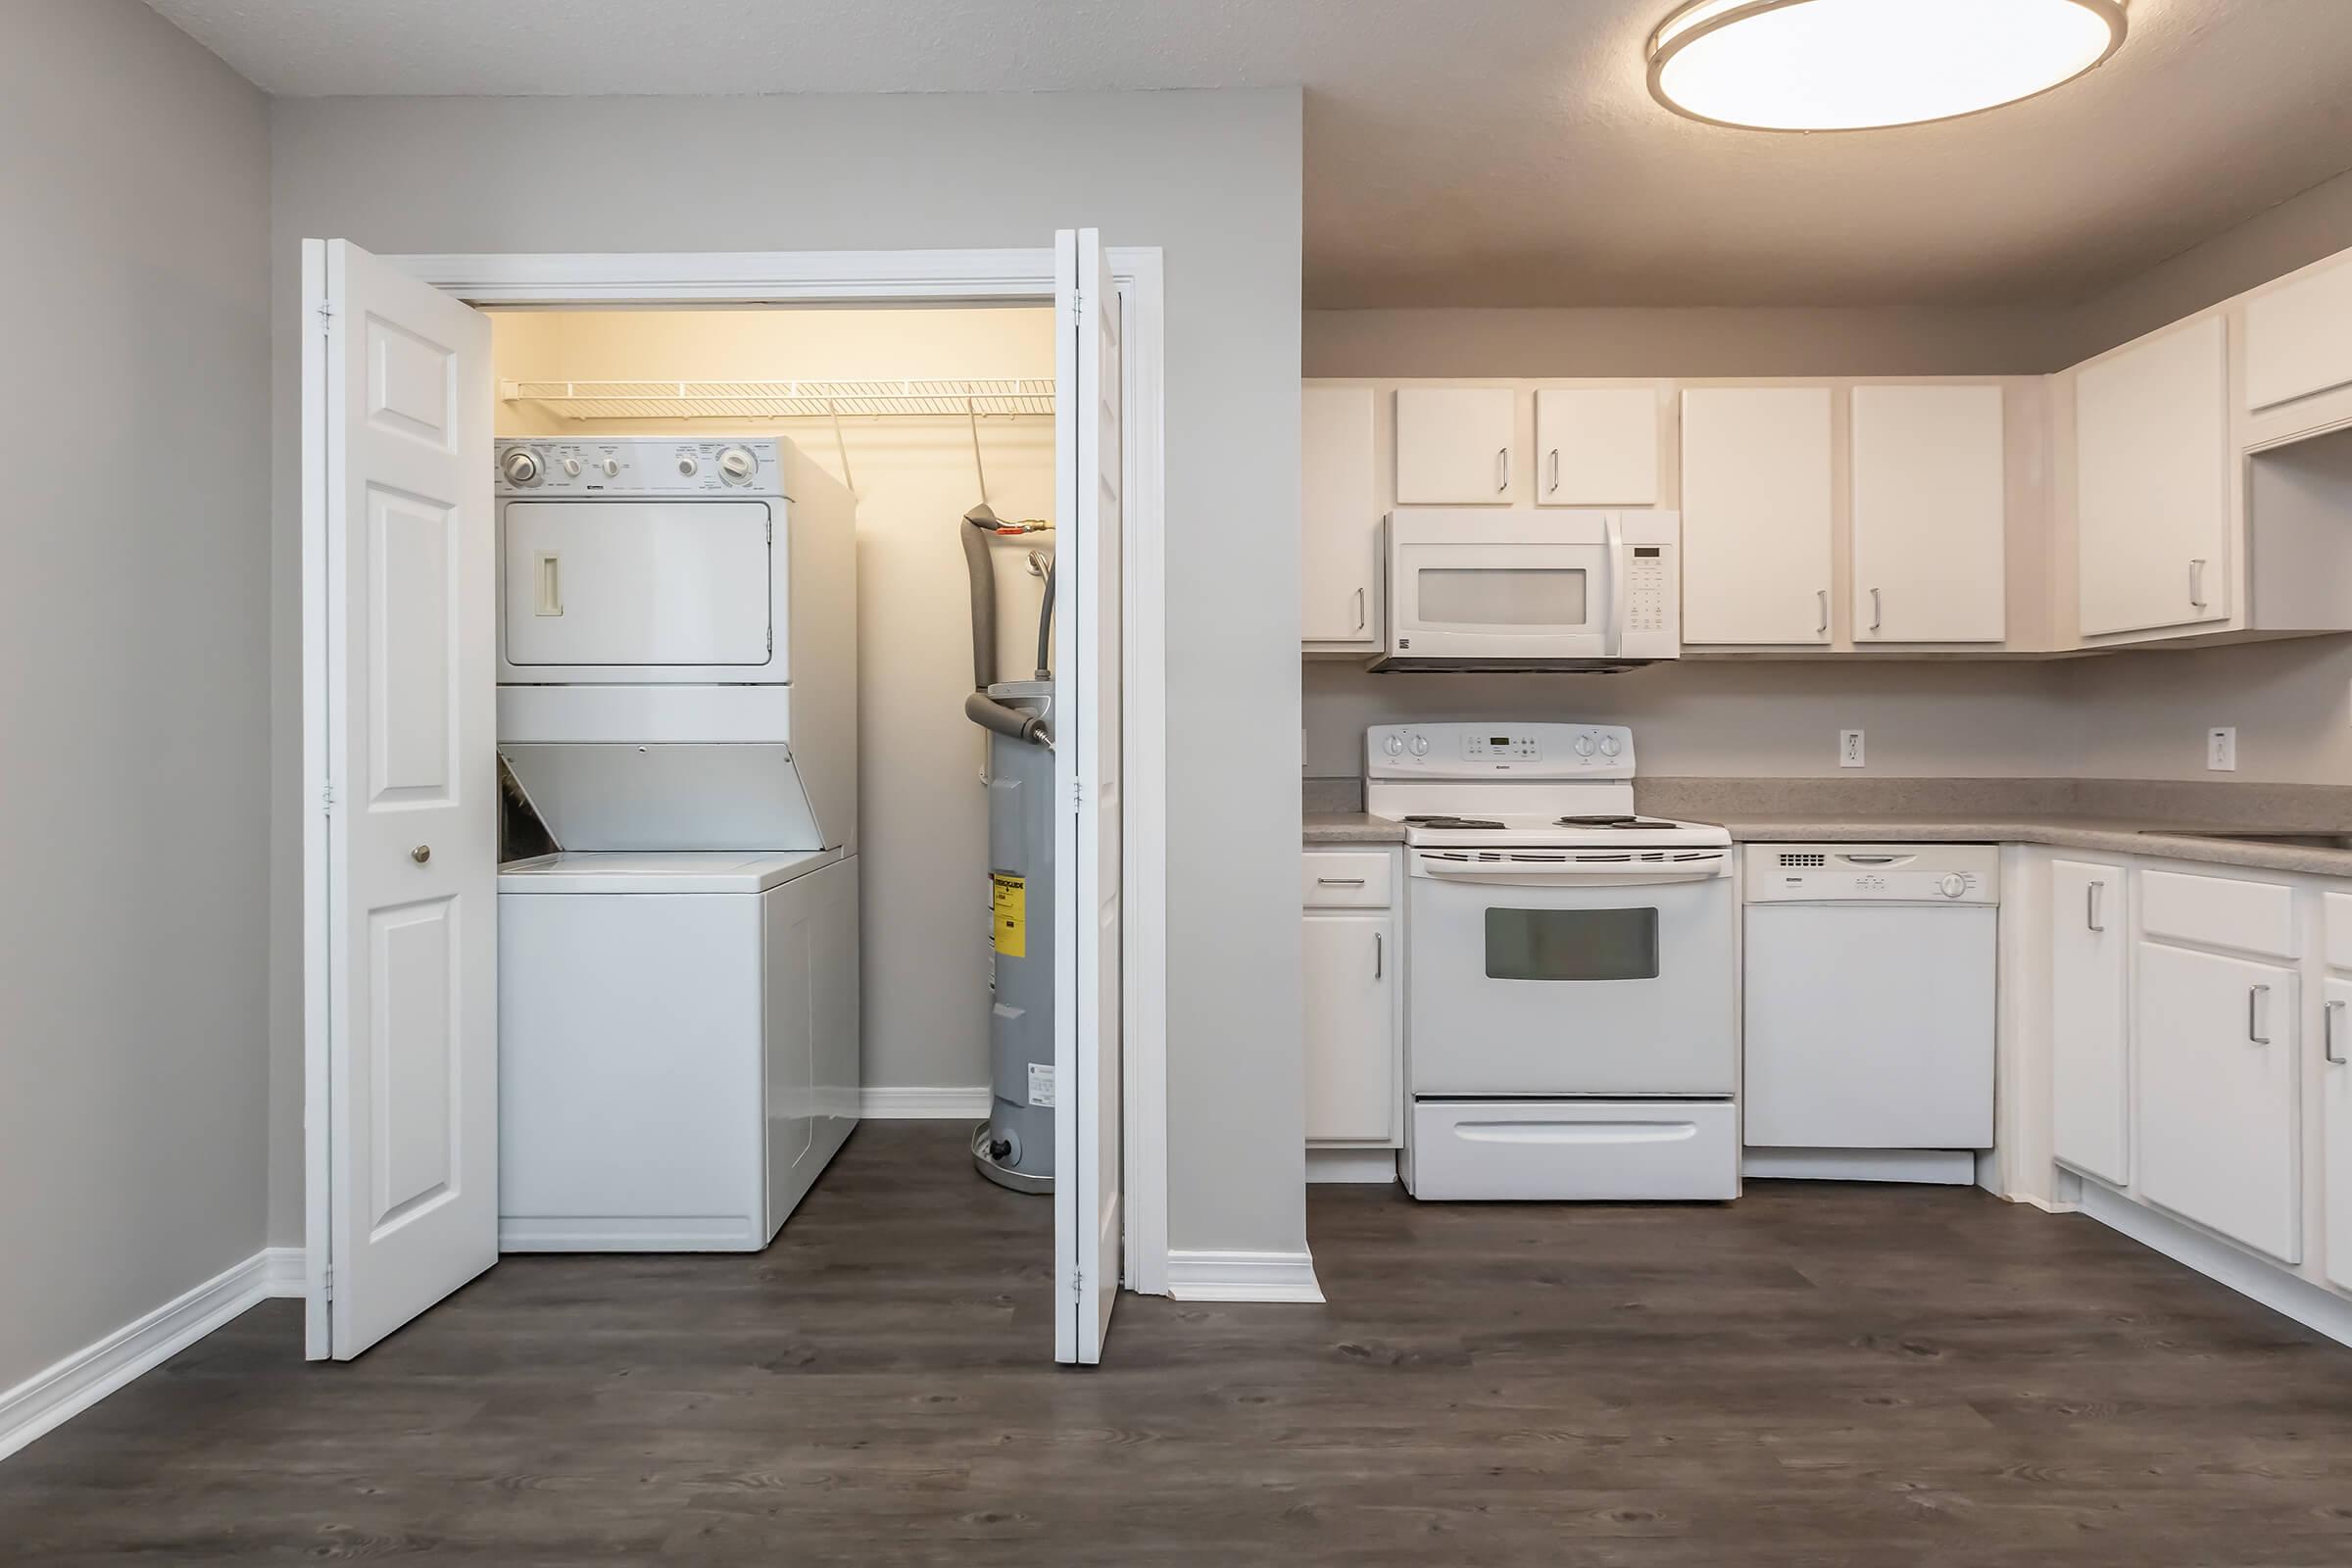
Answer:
1413;857;1726;888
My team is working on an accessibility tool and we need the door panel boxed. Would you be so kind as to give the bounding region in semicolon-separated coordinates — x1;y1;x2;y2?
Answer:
1301;385;1379;646
308;238;498;1358
1679;387;1833;645
2075;315;2230;637
1302;912;1397;1146
2049;859;2130;1185
2134;941;2299;1263
502;501;771;666
1535;387;1659;507
2326;976;2352;1293
1850;384;2006;643
1054;229;1122;1364
1396;387;1516;504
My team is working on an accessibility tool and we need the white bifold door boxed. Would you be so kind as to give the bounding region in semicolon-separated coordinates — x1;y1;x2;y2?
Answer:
1053;229;1124;1364
303;239;499;1358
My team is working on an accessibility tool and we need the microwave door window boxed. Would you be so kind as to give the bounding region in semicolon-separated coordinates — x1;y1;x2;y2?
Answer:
1485;906;1660;982
1417;567;1588;628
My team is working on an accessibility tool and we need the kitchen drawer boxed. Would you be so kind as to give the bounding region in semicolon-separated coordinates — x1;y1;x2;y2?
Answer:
1406;1100;1738;1200
2140;868;2298;959
1301;851;1394;908
2327;891;2352;971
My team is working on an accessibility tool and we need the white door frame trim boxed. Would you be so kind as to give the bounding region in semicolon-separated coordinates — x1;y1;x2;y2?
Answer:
346;245;1171;1298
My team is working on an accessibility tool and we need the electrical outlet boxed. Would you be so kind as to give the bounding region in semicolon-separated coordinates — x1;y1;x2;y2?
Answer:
1839;729;1866;768
2207;726;2237;771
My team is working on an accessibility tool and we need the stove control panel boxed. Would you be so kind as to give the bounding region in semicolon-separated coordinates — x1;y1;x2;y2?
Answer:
1367;722;1636;779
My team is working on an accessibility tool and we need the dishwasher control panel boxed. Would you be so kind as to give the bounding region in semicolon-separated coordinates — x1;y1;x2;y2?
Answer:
1742;844;2000;904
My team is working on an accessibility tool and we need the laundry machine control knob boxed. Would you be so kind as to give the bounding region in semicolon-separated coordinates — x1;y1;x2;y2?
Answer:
717;446;759;485
561;457;583;477
677;455;701;477
1939;873;1968;899
600;458;622;477
501;449;542;485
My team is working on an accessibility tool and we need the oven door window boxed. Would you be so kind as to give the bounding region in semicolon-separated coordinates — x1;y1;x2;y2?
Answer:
1416;567;1588;628
1485;906;1659;982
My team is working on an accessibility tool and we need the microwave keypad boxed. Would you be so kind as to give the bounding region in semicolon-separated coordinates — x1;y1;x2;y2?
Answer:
1626;553;1669;635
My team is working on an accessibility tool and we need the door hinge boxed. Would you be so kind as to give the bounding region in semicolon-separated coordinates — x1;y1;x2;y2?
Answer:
317;299;336;338
320;781;336;812
1069;1267;1084;1297
1070;779;1085;811
321;1264;334;1301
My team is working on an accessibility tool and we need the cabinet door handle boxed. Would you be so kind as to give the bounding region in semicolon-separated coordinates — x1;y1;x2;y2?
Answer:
1374;931;1384;980
2328;1000;2347;1066
2248;984;2272;1045
1496;447;1510;494
1869;587;1884;634
2085;879;2105;932
1316;876;1367;886
1548;448;1560;495
2189;558;2209;610
1816;589;1830;636
1353;585;1366;630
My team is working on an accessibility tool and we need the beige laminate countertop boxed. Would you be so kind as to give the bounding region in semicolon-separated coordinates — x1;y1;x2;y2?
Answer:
1303;811;2352;878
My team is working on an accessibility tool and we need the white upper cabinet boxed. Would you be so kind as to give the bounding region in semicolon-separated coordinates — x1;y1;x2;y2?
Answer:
1300;385;1381;648
1534;387;1659;507
1680;386;1834;645
2245;250;2352;416
1396;387;1518;504
1850;385;2006;643
2074;315;2230;638
2134;936;2301;1264
2048;858;2129;1186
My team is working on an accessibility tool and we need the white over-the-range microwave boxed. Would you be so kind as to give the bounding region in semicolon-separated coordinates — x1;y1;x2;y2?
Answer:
1371;510;1682;673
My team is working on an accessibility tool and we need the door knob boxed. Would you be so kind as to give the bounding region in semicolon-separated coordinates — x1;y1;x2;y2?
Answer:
412;845;432;864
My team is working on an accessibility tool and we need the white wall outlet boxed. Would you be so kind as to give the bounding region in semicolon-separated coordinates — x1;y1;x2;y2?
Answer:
1839;729;1866;768
2207;726;2237;771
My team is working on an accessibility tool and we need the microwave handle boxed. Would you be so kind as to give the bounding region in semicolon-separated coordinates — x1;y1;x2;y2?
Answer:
1604;514;1626;661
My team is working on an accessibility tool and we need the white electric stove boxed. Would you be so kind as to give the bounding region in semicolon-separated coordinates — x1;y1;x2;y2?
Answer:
1366;723;1740;1202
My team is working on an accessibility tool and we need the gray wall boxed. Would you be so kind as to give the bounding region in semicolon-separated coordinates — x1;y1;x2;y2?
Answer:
266;90;1307;1258
0;0;270;1390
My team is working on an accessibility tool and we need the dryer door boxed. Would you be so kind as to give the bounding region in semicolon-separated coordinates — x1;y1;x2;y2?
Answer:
503;500;774;669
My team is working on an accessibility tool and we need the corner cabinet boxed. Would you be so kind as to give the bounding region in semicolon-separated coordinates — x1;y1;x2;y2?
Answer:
1301;385;1381;650
2072;314;2231;639
1301;849;1402;1149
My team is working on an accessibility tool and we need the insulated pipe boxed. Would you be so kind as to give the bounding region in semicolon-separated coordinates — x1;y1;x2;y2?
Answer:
962;503;1053;747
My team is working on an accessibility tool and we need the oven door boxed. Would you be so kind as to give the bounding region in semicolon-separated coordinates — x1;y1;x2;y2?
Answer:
1406;853;1736;1097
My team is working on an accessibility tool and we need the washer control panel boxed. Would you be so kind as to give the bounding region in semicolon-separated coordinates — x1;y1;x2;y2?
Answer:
495;438;780;498
1366;722;1636;778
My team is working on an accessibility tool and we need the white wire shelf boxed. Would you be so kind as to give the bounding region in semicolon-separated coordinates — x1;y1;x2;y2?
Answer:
499;377;1055;420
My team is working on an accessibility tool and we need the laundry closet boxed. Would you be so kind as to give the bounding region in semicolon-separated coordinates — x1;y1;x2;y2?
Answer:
486;305;1061;1250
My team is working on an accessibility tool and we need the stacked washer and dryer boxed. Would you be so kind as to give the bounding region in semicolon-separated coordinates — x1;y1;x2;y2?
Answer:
492;437;860;1252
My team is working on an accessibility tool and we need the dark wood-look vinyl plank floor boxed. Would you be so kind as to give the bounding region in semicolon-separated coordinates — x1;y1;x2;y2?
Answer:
6;1120;2352;1565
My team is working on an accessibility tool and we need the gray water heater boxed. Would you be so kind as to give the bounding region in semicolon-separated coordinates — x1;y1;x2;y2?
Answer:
975;679;1054;1192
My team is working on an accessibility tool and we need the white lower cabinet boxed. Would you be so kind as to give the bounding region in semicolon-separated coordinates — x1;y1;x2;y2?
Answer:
1302;849;1401;1148
2327;974;2352;1293
2049;859;2130;1185
2133;939;2301;1264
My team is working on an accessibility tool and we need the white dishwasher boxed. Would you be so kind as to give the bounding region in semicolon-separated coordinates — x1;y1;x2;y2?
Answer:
1740;844;1998;1185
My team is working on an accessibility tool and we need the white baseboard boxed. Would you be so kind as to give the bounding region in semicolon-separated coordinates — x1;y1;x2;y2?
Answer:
2080;1183;2352;1350
1307;1148;1398;1184
859;1086;991;1119
1165;1248;1325;1303
261;1246;307;1298
0;1250;272;1463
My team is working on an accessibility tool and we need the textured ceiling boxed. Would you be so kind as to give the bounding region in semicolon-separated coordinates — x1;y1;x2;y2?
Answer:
147;0;2352;307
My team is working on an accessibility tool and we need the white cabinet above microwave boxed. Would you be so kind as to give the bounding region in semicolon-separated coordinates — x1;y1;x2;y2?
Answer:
1374;511;1681;672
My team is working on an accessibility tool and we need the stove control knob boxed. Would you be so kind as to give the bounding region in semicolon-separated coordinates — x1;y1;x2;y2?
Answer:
717;446;759;485
501;448;542;486
1573;734;1597;758
1598;734;1622;758
1407;733;1431;758
1382;734;1404;758
1939;873;1968;899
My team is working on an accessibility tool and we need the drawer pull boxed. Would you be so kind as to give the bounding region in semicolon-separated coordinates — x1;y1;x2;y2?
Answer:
2328;1000;2347;1066
2248;984;2272;1046
1453;1120;1698;1147
1316;876;1367;886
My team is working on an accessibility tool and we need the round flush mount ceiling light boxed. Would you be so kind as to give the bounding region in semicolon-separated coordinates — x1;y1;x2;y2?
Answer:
1647;0;2128;132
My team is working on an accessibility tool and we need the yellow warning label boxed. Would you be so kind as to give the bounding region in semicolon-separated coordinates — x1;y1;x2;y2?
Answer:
992;873;1027;957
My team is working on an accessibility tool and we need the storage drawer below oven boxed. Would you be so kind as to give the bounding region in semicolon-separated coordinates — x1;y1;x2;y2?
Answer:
1406;1099;1738;1201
